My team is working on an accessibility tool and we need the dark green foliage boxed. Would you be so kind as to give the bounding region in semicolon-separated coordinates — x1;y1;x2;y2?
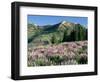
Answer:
74;24;85;41
85;29;88;40
62;30;68;42
28;22;87;45
62;24;87;42
75;53;87;64
78;55;87;64
34;59;46;66
48;56;64;65
70;30;76;41
51;34;56;44
78;24;84;40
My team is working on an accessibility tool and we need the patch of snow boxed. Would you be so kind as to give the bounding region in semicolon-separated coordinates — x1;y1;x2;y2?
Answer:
61;21;66;24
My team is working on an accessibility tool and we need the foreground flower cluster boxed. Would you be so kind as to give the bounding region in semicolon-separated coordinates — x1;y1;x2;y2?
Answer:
28;41;87;66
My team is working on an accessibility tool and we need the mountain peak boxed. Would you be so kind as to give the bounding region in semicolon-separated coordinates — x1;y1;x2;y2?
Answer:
61;21;67;24
60;21;72;25
58;21;74;28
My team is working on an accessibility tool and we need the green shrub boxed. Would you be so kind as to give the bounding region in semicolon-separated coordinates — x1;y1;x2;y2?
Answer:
76;54;87;64
34;58;46;66
78;56;87;64
48;55;64;65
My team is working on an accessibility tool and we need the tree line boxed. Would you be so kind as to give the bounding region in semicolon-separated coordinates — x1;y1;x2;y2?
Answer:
51;24;87;44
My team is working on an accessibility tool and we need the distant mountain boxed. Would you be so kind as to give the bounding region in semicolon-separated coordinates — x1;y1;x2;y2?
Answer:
28;21;87;46
28;24;42;43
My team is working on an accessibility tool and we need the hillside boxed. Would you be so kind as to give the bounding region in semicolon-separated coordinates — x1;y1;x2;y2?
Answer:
28;21;87;47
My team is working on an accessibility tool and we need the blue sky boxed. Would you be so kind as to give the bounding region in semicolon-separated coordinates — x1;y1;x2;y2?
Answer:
28;15;88;27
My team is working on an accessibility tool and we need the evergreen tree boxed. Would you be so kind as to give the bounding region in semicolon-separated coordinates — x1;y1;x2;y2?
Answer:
85;29;88;40
51;34;56;44
74;25;79;41
70;30;76;41
63;30;67;42
77;24;85;41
